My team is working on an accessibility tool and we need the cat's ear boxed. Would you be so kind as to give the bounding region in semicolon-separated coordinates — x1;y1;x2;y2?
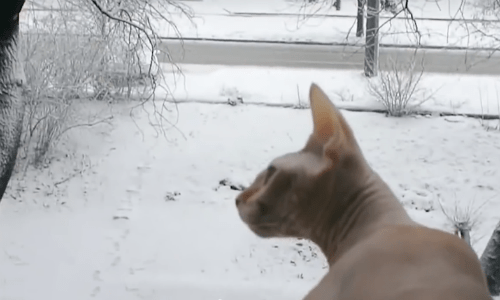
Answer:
309;83;347;143
308;83;360;161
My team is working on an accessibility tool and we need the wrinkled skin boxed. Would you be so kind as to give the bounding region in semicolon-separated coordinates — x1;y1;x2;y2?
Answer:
0;0;26;201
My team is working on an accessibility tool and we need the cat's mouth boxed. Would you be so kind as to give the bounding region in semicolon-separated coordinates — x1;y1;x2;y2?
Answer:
237;204;284;237
248;222;282;238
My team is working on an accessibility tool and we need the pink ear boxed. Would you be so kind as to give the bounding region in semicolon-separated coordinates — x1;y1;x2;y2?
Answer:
309;83;342;143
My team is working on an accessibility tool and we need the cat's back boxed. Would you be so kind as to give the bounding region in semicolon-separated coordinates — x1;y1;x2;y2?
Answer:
304;225;492;300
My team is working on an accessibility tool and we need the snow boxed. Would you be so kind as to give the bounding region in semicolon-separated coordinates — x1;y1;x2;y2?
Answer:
1;79;499;298
20;0;500;48
4;0;500;299
181;0;484;19
1;101;326;299
157;0;500;48
161;64;500;117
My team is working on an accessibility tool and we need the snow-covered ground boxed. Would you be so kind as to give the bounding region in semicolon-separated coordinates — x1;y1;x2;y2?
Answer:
21;0;500;48
158;0;499;48
162;64;500;117
163;7;500;49
180;0;486;19
1;65;500;299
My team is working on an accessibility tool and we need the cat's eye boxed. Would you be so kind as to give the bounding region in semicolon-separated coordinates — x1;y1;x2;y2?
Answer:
264;165;277;184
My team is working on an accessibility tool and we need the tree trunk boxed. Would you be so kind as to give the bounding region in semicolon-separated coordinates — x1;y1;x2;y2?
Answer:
364;0;379;77
480;221;500;296
0;1;26;202
356;0;364;37
334;0;341;11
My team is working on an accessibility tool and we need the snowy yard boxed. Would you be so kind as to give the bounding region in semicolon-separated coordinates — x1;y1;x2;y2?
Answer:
1;67;500;298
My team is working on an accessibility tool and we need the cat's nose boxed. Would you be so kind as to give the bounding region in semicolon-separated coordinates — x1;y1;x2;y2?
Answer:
235;196;242;207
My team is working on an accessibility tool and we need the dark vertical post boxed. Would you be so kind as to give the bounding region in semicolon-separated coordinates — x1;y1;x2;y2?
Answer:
334;0;341;11
480;221;500;296
356;0;364;37
364;0;379;77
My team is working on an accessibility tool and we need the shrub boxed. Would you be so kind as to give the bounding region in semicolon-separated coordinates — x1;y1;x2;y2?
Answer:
16;0;192;169
438;194;490;247
367;53;433;117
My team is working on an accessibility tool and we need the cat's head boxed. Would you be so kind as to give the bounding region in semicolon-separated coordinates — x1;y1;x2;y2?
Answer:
235;83;369;239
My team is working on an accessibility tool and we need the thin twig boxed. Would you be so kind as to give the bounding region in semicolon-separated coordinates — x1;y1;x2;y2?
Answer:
55;115;114;140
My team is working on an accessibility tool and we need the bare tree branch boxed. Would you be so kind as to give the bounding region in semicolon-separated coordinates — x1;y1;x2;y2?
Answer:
89;0;156;75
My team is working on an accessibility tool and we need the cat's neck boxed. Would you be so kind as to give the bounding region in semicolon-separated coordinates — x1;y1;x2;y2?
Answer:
308;170;415;266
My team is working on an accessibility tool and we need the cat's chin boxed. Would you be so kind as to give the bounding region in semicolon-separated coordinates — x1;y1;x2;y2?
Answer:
248;223;283;238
